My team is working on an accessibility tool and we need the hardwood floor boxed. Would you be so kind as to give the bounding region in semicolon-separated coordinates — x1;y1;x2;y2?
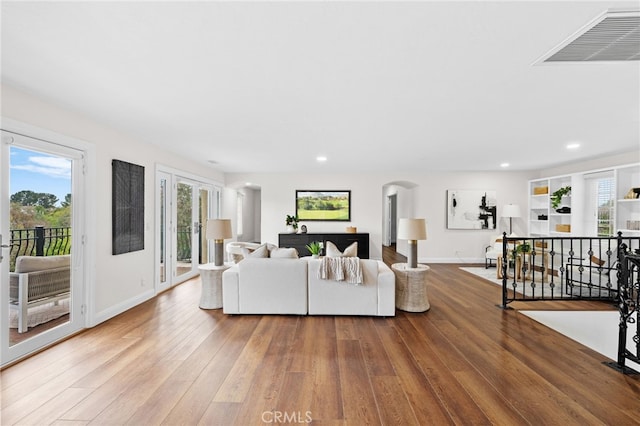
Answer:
2;262;638;425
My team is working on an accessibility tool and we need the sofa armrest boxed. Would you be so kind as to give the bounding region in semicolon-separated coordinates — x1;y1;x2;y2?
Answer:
222;265;240;313
377;261;396;316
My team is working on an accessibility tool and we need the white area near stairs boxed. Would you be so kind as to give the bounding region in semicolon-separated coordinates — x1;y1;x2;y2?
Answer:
461;266;640;373
521;310;639;373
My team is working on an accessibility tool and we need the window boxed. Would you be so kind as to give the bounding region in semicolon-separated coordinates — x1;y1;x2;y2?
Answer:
237;192;244;237
596;177;615;237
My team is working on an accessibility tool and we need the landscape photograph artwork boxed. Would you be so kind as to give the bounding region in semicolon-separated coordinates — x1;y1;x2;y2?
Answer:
296;190;351;221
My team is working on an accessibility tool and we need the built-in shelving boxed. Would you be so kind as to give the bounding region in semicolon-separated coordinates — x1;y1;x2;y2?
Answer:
616;164;640;236
529;163;640;237
528;175;575;236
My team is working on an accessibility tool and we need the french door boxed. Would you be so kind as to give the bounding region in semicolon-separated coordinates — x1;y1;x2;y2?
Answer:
156;167;219;292
1;129;86;366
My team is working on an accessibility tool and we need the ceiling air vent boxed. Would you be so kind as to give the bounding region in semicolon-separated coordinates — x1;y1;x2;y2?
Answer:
539;10;640;62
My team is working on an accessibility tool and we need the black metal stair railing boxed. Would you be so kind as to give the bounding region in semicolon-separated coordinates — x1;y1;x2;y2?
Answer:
499;232;640;307
604;244;640;375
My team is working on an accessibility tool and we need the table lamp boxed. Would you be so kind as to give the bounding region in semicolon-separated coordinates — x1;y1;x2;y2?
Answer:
502;204;521;236
398;218;427;268
206;219;232;266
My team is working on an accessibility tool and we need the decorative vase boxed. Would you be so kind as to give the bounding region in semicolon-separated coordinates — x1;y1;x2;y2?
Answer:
286;225;295;233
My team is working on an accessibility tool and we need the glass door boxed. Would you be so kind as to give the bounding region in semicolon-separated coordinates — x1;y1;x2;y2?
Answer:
156;171;171;293
156;169;218;290
175;180;196;280
1;130;85;366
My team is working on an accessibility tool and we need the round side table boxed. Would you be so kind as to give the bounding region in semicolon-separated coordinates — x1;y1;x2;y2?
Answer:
198;263;230;309
392;263;431;312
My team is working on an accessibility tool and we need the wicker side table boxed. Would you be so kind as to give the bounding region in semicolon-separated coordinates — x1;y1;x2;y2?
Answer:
198;263;230;309
392;263;431;312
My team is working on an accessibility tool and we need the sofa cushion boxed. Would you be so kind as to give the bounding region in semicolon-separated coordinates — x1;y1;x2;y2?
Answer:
14;255;71;273
325;241;358;257
242;244;269;258
270;247;299;258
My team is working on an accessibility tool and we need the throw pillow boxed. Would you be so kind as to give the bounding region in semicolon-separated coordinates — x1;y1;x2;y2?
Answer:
325;241;358;257
270;247;299;259
242;244;269;258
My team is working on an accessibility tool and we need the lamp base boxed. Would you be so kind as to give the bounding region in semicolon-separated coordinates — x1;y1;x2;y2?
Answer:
214;240;224;266
407;240;418;268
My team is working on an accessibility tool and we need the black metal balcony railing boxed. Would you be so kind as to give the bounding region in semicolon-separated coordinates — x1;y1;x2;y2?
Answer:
176;226;192;262
176;224;205;264
9;226;72;271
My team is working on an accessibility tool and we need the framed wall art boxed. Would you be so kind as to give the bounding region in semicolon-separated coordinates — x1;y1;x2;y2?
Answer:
447;189;496;230
296;190;351;221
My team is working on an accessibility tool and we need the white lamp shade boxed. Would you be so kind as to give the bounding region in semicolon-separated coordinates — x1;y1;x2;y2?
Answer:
501;204;521;218
206;219;232;240
397;218;427;240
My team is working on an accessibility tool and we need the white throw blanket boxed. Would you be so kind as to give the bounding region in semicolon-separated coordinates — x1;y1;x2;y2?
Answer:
318;256;363;284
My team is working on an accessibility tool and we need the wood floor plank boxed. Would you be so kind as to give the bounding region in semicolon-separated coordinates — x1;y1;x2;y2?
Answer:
336;340;381;426
225;317;299;425
12;387;92;426
370;376;420;426
85;360;182;425
213;317;276;403
392;314;498;425
160;316;261;424
197;402;242;426
374;325;454;425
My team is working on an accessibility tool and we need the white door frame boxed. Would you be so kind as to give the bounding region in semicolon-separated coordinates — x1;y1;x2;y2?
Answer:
1;119;95;367
155;165;221;293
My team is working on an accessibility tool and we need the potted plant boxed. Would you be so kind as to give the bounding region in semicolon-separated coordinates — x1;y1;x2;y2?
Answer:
305;241;322;258
551;186;571;210
285;215;299;233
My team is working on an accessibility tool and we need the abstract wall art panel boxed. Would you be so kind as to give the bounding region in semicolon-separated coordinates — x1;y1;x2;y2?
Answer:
112;159;145;254
447;190;496;230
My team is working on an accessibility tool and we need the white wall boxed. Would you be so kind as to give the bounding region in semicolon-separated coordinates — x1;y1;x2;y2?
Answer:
225;170;536;263
1;84;224;326
538;150;640;178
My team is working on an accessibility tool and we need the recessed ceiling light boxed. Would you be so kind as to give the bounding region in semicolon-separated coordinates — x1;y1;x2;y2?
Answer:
566;143;581;150
500;163;510;168
316;156;327;162
245;182;252;186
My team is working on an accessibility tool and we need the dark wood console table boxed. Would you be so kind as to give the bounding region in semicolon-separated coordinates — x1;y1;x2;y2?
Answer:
278;232;369;258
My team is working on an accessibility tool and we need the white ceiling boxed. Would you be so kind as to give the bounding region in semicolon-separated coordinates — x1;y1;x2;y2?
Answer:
2;1;639;174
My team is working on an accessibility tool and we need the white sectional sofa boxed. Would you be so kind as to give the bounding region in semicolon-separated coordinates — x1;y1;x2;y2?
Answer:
222;257;395;316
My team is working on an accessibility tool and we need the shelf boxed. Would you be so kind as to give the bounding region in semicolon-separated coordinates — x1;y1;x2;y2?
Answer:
617;198;640;203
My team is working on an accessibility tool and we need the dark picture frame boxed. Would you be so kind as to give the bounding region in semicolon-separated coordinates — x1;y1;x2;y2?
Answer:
296;190;351;221
112;159;145;255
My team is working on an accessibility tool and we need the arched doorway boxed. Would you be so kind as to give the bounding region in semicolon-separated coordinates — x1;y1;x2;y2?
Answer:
382;181;419;262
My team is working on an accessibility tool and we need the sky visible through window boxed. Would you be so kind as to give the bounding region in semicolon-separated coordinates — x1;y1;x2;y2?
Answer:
10;146;71;206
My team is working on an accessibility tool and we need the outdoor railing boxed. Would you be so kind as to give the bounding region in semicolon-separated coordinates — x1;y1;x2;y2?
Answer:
499;232;640;307
177;226;192;262
176;223;204;263
9;226;72;271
